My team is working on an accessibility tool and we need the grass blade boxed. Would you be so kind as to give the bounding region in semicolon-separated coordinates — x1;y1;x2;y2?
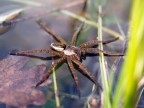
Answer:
112;0;144;108
97;6;111;108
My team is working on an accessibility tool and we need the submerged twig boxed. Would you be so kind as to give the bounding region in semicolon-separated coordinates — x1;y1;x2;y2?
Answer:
0;0;86;26
60;10;124;40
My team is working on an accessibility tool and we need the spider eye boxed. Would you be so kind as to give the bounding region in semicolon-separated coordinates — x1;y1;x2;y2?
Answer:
50;43;65;51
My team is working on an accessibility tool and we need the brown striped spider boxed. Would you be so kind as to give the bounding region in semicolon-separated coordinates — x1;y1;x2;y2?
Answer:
10;20;123;96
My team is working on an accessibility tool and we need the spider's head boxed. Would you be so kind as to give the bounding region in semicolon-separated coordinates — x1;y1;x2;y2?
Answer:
50;43;66;52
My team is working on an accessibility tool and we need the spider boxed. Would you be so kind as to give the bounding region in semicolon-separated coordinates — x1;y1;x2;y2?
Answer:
10;20;124;96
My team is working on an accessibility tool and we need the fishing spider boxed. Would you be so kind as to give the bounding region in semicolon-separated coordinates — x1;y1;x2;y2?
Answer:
10;20;123;96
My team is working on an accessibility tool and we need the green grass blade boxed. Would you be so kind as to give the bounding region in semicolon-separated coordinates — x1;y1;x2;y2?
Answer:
112;0;144;108
60;10;124;40
52;68;60;108
97;6;111;108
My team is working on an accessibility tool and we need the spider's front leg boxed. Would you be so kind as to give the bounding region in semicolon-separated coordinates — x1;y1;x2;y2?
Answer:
71;23;84;46
79;37;119;48
10;49;61;57
37;20;68;45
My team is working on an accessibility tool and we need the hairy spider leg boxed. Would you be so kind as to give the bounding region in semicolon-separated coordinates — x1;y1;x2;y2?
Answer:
36;57;66;86
37;20;67;45
71;23;84;46
67;59;81;97
83;48;124;56
79;37;119;48
72;59;102;90
12;54;59;60
10;49;61;56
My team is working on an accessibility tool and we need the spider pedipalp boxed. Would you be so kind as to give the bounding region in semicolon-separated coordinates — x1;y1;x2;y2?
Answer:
50;43;66;52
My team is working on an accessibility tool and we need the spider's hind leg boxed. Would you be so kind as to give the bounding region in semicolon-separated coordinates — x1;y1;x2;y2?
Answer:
67;59;81;97
72;59;102;90
36;57;66;86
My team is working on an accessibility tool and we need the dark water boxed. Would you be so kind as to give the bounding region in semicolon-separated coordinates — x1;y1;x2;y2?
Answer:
1;1;139;108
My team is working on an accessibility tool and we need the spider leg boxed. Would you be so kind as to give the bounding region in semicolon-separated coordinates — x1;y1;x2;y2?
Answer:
79;37;119;48
83;48;124;56
72;59;102;90
37;20;67;45
67;59;81;97
12;54;59;60
71;23;84;46
10;49;62;57
36;57;66;86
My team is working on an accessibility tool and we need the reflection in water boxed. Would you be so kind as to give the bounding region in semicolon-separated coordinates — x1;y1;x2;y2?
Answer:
0;5;23;34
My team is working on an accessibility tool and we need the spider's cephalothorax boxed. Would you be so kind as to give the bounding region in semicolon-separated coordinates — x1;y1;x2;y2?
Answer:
10;20;124;97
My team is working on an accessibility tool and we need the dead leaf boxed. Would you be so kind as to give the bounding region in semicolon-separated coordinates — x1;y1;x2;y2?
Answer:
0;55;51;107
